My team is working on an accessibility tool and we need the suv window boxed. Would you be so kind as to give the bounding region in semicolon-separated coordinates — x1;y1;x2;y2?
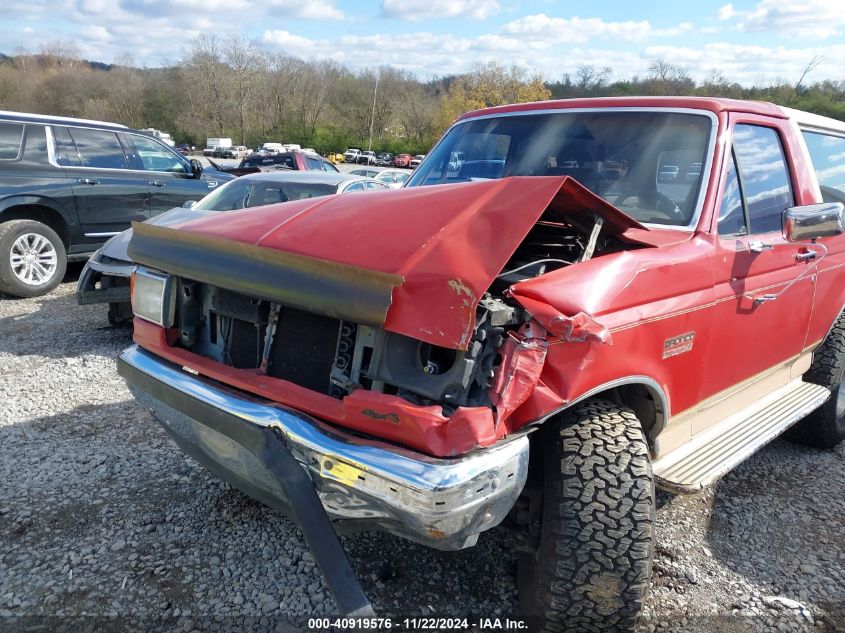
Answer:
801;130;845;204
0;122;24;160
68;127;128;169
732;124;793;235
128;134;187;173
52;126;82;167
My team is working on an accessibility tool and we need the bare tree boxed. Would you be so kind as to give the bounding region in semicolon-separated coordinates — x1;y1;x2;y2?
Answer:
225;36;265;145
795;55;825;92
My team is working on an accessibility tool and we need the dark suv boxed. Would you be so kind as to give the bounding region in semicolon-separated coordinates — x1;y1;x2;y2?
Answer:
0;110;234;298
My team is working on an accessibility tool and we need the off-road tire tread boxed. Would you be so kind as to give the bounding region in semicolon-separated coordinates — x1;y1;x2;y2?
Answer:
523;399;654;632
0;219;67;298
787;312;845;448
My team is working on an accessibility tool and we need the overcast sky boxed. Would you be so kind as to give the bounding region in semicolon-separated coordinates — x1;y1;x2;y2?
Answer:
4;0;845;85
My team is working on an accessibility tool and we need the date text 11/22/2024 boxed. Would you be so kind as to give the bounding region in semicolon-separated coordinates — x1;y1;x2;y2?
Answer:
307;617;528;630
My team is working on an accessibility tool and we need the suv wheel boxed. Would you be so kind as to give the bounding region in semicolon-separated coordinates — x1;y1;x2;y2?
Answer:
0;219;67;298
519;399;654;633
786;312;845;448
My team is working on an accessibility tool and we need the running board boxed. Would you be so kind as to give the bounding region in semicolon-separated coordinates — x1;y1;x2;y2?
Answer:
653;380;830;494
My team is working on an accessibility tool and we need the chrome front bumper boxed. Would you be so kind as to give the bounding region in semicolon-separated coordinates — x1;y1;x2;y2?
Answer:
118;345;529;550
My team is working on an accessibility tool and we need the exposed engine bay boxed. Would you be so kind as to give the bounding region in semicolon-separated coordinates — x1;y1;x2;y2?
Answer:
169;211;629;415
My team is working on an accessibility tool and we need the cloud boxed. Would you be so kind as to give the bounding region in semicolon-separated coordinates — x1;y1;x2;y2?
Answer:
643;42;845;84
717;4;737;20
723;0;845;39
501;14;688;43
267;0;345;20
380;0;499;21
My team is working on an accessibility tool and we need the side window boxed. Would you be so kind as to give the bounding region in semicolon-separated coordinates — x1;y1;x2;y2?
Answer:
801;130;845;204
733;124;793;235
0;122;24;160
275;155;295;169
52;126;82;166
305;155;323;170
128;134;187;172
344;182;365;192
718;152;747;236
21;124;48;162
322;159;339;172
68;128;128;169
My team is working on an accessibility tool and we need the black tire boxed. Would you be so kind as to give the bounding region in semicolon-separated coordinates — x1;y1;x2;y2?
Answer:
0;219;67;298
519;399;654;633
786;312;845;448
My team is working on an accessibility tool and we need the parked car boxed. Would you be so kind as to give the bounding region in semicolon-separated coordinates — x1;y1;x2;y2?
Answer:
221;145;250;159
174;143;194;156
686;161;703;181
343;148;362;163
375;168;410;189
0;110;233;298
393;153;412;168
409;154;425;168
376;152;394;166
211;146;232;159
357;151;377;165
348;167;380;178
118;97;845;631
327;152;345;164
213;151;339;177
202;146;217;156
658;164;680;182
77;171;388;323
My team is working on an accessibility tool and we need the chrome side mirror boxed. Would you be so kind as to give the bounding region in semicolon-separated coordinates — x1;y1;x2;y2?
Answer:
783;202;845;242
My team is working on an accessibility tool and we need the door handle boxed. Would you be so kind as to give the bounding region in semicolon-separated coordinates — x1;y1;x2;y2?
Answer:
148;180;164;187
747;240;773;253
796;250;818;262
78;178;99;185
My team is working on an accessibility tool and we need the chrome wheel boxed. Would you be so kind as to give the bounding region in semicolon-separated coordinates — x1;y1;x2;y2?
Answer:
9;232;58;286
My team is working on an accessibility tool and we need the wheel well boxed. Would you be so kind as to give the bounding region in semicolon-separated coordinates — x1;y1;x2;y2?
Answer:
0;205;70;248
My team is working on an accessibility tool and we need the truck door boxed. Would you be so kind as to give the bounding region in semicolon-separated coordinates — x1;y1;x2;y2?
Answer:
701;117;815;433
54;125;149;249
121;132;217;216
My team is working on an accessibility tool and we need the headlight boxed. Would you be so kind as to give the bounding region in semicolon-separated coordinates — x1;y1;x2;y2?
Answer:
130;268;175;327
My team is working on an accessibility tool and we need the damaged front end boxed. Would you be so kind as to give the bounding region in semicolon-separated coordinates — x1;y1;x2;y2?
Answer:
127;176;650;457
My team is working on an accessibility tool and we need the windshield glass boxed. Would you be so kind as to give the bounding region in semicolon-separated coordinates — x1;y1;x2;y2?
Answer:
406;110;714;227
194;179;336;211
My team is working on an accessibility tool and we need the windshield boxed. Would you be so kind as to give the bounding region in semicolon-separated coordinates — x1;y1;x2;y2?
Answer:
194;178;336;211
406;110;714;227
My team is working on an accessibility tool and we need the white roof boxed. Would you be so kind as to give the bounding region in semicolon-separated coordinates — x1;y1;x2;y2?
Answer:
781;106;845;135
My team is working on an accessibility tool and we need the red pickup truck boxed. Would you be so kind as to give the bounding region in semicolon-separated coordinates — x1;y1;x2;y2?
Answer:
118;97;845;631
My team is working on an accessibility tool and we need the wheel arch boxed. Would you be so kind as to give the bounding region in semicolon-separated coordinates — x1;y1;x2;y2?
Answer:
0;196;75;248
533;376;670;454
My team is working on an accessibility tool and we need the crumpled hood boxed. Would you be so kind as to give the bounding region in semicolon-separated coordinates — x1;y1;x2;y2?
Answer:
129;176;651;350
99;207;217;263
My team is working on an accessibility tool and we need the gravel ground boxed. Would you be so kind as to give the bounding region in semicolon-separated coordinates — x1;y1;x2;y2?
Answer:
1;277;843;633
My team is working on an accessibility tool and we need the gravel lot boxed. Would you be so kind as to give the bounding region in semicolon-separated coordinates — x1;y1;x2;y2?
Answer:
1;275;843;632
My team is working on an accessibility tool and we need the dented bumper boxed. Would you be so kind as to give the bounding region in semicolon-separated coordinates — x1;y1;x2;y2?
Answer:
118;344;529;550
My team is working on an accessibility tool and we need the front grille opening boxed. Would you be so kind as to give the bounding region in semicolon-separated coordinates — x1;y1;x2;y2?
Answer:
266;307;341;394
